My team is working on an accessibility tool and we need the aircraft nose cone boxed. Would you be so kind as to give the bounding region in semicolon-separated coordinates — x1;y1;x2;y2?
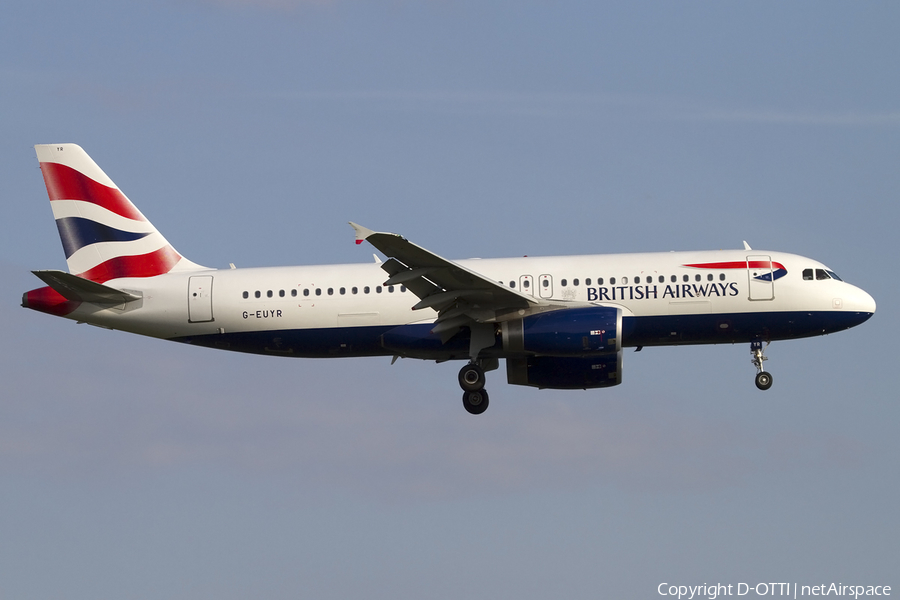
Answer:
845;285;876;326
862;290;876;315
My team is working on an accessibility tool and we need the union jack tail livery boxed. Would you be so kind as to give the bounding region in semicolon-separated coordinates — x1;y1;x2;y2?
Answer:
35;144;205;283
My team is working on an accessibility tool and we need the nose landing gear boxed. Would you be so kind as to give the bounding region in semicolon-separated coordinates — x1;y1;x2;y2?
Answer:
751;340;773;391
459;362;490;414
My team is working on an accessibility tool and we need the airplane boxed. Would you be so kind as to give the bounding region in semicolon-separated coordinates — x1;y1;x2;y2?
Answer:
22;144;876;414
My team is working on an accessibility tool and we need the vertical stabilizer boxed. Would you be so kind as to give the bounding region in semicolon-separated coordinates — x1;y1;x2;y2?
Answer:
35;144;208;283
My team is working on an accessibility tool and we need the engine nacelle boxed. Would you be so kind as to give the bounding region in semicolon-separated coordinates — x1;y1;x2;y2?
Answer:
501;306;622;357
506;353;622;389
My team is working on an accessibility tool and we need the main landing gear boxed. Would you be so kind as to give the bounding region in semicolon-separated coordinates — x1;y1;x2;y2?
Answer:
459;362;489;415
751;340;773;391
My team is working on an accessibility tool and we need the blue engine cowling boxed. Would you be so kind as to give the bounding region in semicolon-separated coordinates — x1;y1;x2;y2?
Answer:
506;353;622;389
501;306;622;357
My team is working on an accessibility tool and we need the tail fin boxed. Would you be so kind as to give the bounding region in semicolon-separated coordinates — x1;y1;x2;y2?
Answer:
35;144;207;283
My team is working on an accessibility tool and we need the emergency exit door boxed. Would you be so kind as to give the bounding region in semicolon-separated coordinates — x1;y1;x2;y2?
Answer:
188;276;214;322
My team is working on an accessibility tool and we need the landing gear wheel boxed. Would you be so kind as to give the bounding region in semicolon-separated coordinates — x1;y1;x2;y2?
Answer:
458;363;486;392
755;371;773;391
750;340;773;391
462;389;490;415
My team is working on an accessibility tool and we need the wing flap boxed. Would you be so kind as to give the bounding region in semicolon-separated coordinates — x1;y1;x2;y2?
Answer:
383;266;438;287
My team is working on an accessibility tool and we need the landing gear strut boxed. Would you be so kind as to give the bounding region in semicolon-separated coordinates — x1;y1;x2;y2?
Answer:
459;362;489;414
751;340;773;391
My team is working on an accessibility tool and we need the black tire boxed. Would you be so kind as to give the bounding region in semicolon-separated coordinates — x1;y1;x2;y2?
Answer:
462;389;490;415
755;371;773;391
458;363;486;392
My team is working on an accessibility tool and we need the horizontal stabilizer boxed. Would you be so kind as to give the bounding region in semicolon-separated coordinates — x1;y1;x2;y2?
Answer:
32;270;141;304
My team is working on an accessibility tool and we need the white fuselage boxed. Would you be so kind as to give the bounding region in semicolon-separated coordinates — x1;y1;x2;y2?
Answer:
56;249;875;356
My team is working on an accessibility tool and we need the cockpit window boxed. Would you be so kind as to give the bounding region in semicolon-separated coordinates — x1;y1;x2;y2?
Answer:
805;267;843;282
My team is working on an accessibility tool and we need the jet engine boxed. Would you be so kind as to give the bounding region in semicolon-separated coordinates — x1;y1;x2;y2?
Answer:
502;306;623;389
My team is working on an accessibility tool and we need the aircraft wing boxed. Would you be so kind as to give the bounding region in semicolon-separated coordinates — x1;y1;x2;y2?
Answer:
350;223;544;337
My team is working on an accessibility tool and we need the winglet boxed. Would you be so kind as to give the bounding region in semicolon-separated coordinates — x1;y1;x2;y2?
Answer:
743;240;752;251
349;222;375;245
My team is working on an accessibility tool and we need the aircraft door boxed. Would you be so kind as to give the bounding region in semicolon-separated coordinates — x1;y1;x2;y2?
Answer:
747;255;774;301
539;274;553;298
519;275;534;296
188;275;214;322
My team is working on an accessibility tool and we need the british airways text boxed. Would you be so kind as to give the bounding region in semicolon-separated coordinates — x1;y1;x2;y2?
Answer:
587;282;740;302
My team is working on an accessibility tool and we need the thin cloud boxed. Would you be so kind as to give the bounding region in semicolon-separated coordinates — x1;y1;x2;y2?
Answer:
255;89;677;119
254;88;900;126
197;0;335;9
696;107;900;126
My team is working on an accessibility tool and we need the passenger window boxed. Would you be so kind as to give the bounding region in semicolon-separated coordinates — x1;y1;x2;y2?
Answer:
561;279;568;287
303;289;310;297
803;269;814;281
523;280;530;289
267;290;273;298
707;274;713;281
695;274;701;282
683;275;689;282
339;287;346;295
574;278;579;286
647;276;652;284
388;285;395;293
719;273;725;281
671;275;677;283
658;276;664;283
291;289;297;297
352;287;358;294
622;277;628;284
279;290;285;297
598;278;604;285
376;286;382;293
242;291;248;299
542;279;549;287
509;281;516;288
610;277;616;285
315;289;322;296
364;286;370;294
328;288;334;295
401;286;407;292
585;278;592;286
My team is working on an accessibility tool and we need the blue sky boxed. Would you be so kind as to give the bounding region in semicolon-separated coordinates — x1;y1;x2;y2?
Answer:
1;2;897;598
